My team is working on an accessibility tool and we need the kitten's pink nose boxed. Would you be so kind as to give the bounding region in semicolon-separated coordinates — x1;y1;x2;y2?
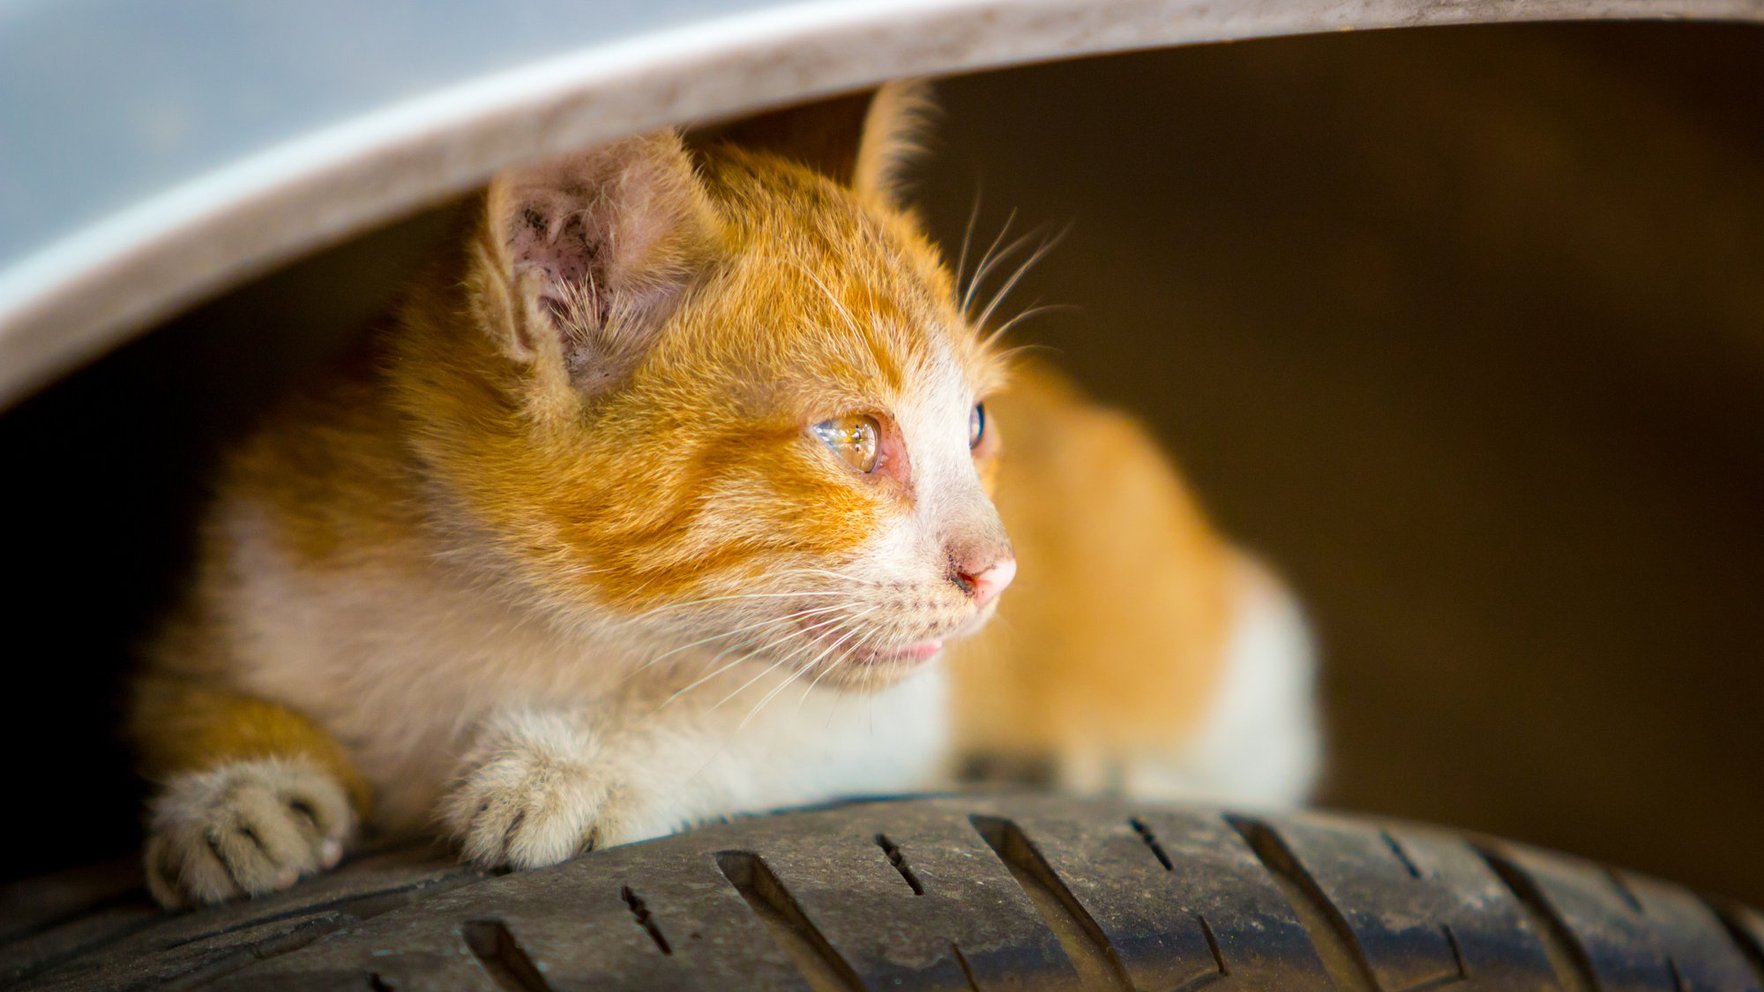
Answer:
958;556;1017;608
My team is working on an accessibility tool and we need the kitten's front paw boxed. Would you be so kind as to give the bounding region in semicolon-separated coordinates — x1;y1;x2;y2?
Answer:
144;757;355;909
441;712;634;870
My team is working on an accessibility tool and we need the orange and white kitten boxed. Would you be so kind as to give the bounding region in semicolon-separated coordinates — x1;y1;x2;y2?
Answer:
131;84;1318;908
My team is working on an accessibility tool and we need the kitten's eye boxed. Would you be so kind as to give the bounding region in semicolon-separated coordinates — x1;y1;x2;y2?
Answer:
812;414;881;474
969;402;986;450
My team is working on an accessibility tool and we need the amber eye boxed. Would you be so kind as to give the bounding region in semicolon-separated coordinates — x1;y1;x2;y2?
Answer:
812;414;881;473
969;402;986;450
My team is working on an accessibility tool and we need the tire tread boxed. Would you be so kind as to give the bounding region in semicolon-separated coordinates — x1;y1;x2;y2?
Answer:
3;797;1757;992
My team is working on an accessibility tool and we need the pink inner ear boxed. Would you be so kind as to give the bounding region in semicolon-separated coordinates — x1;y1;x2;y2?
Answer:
492;136;713;386
508;199;605;328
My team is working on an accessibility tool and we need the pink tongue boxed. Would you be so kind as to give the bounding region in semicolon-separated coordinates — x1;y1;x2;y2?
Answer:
902;640;943;660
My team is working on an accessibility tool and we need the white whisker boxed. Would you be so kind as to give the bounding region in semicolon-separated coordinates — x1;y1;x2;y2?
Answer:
981;303;1075;349
704;610;852;713
974;229;1065;335
954;187;984;295
738;607;879;730
657;609;852;709
619;603;848;684
796;617;880;716
656;648;750;710
962;209;1017;314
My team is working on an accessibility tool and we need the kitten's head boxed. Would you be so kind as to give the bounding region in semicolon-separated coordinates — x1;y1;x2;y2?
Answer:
406;83;1014;692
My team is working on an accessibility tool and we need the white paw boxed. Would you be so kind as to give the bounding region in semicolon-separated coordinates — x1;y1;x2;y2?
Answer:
145;757;355;909
440;711;638;870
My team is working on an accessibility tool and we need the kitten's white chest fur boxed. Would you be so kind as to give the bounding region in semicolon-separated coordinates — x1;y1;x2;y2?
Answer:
216;494;951;849
1108;561;1320;808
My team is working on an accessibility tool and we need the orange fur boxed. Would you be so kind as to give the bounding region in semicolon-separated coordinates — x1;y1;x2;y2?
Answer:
132;679;372;816
130;82;1311;908
383;141;1004;613
951;363;1235;776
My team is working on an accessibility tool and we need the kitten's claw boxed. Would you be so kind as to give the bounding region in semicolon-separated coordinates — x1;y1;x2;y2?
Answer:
144;758;354;909
441;712;633;870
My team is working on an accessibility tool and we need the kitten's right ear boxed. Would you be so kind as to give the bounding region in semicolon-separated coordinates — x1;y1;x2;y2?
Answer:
702;80;933;202
475;132;719;398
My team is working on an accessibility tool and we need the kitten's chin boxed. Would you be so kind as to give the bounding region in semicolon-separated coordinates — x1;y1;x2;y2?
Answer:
817;651;943;693
849;639;943;664
816;624;993;692
790;602;1001;692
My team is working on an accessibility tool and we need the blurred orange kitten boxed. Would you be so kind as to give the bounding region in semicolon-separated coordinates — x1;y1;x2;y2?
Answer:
131;83;1318;907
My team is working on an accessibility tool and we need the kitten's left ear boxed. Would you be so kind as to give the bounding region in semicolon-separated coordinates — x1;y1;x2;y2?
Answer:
478;132;719;399
704;79;935;200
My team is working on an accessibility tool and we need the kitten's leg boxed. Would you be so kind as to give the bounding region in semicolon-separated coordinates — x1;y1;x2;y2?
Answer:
440;708;683;870
133;681;366;907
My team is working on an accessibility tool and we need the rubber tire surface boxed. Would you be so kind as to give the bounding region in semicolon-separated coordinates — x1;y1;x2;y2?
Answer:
5;793;1764;990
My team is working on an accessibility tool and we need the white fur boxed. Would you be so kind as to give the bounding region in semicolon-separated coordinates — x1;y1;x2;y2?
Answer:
145;757;353;908
146;139;1309;906
141;306;983;898
441;669;948;867
149;243;1320;904
203;473;953;864
165;410;1302;905
1118;557;1322;807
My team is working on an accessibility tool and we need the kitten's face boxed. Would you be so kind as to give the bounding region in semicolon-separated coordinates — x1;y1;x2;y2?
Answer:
446;142;1015;692
591;155;1012;691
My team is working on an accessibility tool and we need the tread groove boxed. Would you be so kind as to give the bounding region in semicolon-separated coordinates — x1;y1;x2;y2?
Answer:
1709;902;1764;991
14;799;1764;991
165;874;475;950
1199;914;1227;976
874;834;925;896
1380;830;1423;880
713;850;862;992
1225;815;1379;992
1665;955;1688;992
951;943;981;992
969;814;1134;991
619;885;672;955
1604;867;1645;915
2;914;164;987
6;873;476;990
1170;914;1230;991
1129;817;1174;871
1396;926;1470;991
461;919;552;992
159;914;350;991
1478;847;1597;992
1441;925;1467;980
